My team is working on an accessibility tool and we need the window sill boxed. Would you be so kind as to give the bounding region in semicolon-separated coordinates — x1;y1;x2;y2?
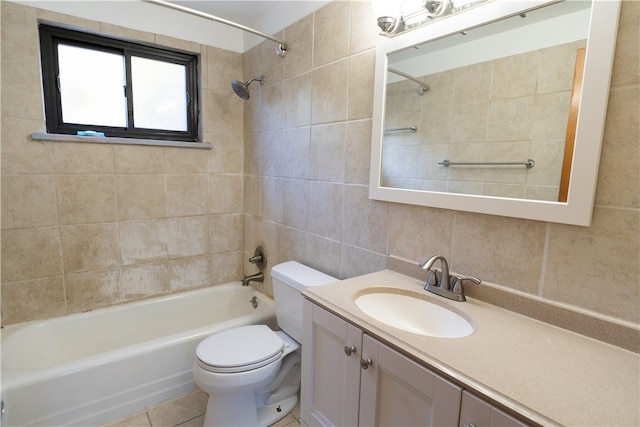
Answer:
31;133;212;149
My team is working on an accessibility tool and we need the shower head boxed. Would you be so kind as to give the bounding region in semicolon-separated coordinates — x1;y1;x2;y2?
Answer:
231;75;265;100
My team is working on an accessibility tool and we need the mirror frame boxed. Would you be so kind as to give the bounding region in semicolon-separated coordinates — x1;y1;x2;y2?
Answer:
369;0;621;226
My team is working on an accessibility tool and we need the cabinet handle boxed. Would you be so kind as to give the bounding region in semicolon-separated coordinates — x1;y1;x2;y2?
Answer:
463;424;477;427
360;357;373;369
344;345;357;357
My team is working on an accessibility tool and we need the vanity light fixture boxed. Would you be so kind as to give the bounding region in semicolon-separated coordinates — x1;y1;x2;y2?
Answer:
373;0;491;36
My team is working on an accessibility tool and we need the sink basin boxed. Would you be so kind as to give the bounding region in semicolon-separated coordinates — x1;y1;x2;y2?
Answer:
354;290;474;338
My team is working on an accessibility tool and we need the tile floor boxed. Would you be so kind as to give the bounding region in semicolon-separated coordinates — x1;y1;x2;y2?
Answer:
103;390;302;427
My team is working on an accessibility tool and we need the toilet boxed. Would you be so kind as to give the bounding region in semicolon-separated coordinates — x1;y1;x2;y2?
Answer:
192;261;337;427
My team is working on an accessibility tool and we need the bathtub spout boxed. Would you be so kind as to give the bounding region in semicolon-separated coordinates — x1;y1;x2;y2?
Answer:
242;272;264;286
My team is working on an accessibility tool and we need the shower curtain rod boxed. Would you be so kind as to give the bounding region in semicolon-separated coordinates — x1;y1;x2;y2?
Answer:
388;67;429;94
143;0;288;57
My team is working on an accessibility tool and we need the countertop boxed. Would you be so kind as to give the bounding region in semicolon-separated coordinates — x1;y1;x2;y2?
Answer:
302;269;640;427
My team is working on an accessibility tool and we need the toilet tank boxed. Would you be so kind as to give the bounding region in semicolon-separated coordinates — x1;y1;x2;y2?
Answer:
271;261;337;343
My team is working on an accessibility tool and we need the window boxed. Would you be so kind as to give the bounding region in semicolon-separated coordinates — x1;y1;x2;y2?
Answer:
39;24;199;142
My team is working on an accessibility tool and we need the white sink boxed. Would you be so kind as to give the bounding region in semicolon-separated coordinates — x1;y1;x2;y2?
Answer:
354;290;474;338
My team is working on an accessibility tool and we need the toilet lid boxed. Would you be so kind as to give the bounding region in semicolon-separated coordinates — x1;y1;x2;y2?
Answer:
196;325;284;373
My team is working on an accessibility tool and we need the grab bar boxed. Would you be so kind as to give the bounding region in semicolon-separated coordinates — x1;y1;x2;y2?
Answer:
384;126;418;134
438;159;535;169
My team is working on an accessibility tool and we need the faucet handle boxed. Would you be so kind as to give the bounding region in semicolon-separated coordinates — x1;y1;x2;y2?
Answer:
451;275;481;296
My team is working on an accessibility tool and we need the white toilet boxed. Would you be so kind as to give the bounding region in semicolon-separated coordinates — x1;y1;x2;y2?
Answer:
192;261;337;427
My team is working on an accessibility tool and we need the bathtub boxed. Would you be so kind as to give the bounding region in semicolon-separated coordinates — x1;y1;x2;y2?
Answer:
0;283;276;426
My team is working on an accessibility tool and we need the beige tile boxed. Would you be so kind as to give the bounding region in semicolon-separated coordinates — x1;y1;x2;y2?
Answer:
202;88;243;134
345;119;372;185
282;179;309;230
147;390;208;427
308;181;343;241
262;177;284;222
206;132;243;174
1;227;63;282
1;118;51;174
348;49;375;120
350;0;377;55
271;128;310;179
596;85;640;208
116;175;167;220
310;123;345;182
311;60;349;125
452;213;546;294
284;72;313;129
536;40;586;94
210;174;243;214
155;33;201;53
244;175;261;217
57;175;117;225
388;204;454;262
2;175;58;229
453;61;492;104
53;141;115;174
211;251;243;284
166;174;209;217
256;29;285;86
103;410;150;427
1;2;43;121
119;220;169;265
342;185;388;254
100;22;155;43
544;207;640;323
170;256;211;291
114;145;164;174
168;216;210;258
277;225;308;268
611;0;640;87
530;92;571;141
60;224;119;273
284;14;313;79
164;147;209;174
121;262;170;300
36;8;100;31
0;276;66;324
261;81;284;132
313;1;350;68
341;244;386;279
307;234;342;279
487;96;534;141
65;268;121;313
451;102;489;143
491;51;537;100
209;214;243;253
207;46;243;92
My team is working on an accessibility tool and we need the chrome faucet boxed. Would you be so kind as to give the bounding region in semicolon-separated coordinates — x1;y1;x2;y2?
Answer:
419;255;481;301
241;271;264;286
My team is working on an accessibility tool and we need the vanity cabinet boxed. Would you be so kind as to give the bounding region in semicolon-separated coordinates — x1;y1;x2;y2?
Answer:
459;391;527;427
301;300;462;427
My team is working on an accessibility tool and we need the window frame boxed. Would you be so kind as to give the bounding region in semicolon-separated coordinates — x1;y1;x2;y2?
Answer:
39;24;200;142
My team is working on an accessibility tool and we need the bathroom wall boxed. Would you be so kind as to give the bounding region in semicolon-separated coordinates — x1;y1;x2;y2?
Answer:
383;39;586;201
242;1;639;326
1;1;638;329
0;2;245;325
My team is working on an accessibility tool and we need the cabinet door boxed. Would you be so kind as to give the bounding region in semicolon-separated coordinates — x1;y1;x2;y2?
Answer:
459;390;529;427
359;334;462;427
301;300;363;427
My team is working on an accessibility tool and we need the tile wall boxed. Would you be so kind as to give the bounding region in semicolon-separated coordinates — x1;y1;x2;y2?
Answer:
1;1;638;329
1;3;245;325
242;1;639;326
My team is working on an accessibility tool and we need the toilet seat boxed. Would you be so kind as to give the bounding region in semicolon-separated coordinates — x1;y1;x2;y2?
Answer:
196;325;284;374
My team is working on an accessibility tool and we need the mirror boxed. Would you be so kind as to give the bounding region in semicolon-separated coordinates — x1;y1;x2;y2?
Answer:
369;0;621;226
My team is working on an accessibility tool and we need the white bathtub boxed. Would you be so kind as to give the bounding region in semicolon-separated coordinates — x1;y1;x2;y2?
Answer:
0;283;276;426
